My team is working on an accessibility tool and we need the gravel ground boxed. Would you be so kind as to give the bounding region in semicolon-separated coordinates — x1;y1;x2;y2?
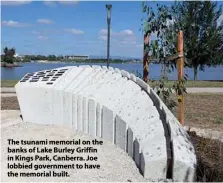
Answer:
1;110;147;182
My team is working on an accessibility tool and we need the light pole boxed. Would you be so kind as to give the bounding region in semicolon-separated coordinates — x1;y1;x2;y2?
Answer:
106;4;112;68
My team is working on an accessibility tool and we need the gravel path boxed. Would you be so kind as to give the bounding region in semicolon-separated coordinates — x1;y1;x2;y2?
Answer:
1;93;17;97
1;110;146;182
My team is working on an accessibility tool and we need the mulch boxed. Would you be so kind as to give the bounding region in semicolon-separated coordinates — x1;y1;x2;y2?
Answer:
188;131;223;182
1;97;20;110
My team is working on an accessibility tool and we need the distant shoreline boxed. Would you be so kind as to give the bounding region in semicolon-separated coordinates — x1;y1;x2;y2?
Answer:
31;60;142;64
1;62;22;68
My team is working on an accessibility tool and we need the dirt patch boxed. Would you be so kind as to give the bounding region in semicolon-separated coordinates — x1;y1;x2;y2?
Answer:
1;97;20;110
174;93;223;132
188;131;223;182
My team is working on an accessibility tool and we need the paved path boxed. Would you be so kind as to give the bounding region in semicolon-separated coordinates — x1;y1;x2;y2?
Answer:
1;87;223;94
1;87;16;93
1;93;17;97
186;87;223;93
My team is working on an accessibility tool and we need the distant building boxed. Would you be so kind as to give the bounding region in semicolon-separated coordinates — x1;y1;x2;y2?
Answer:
14;53;25;58
65;55;89;60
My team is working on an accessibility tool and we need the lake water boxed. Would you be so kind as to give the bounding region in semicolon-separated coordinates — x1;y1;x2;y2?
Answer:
1;62;223;80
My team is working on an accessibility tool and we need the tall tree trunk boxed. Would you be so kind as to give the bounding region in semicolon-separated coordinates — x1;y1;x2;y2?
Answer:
193;65;198;81
143;33;150;83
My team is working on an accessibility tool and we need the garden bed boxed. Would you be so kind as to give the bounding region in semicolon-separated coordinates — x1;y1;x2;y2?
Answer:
188;131;223;182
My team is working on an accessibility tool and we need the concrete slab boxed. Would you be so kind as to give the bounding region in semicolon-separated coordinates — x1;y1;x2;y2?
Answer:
102;106;114;143
114;116;127;151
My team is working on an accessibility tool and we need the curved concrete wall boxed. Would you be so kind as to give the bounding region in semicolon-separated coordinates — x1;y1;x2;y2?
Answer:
15;65;197;181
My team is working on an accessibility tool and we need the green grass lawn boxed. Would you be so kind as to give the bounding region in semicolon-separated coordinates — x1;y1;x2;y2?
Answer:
1;80;19;87
1;80;223;88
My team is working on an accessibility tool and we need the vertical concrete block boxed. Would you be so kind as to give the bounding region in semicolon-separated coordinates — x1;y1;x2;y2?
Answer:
114;68;121;74
101;106;114;143
139;152;145;176
52;89;64;126
127;127;134;158
96;103;102;138
139;137;168;180
108;67;114;72
62;91;73;128
92;65;101;69
81;70;107;97
133;138;140;168
73;68;102;94
130;73;136;82
40;88;54;125
102;66;108;70
88;99;96;137
16;85;53;125
136;77;150;94
121;70;130;79
172;138;197;181
72;94;78;131
77;95;83;132
114;116;127;151
82;97;88;133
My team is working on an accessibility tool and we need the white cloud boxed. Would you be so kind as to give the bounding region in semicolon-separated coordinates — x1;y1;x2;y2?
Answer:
43;1;56;7
43;0;79;7
1;1;31;6
98;29;137;44
99;29;107;35
1;20;28;27
37;19;54;24
59;1;79;5
65;28;84;35
37;36;48;40
120;29;134;36
99;36;107;41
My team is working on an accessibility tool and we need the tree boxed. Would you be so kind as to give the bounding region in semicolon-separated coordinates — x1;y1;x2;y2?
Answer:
3;47;16;64
3;47;8;55
47;55;56;61
22;55;31;62
141;2;183;112
169;1;223;80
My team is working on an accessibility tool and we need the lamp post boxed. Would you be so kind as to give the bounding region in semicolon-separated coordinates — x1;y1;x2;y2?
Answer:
106;4;112;68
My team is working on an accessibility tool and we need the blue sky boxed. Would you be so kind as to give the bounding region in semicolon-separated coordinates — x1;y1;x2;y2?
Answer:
1;1;223;58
